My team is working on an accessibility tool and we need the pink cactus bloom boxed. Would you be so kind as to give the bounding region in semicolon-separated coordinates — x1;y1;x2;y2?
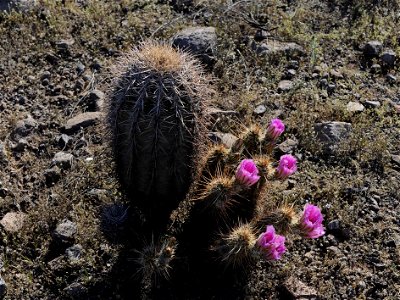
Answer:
276;154;297;179
299;204;325;239
266;119;285;140
235;159;260;187
257;225;287;260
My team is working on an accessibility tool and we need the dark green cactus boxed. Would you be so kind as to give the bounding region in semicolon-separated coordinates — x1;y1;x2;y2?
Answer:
107;42;208;226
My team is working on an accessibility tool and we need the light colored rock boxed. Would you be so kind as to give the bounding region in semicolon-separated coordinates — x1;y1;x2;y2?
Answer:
52;152;74;170
63;112;102;134
209;132;238;149
347;101;365;113
0;212;26;233
53;220;77;242
278;80;294;92
256;40;305;57
282;276;318;300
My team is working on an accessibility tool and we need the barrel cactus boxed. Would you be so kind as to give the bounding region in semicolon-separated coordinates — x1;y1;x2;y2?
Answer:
107;41;208;228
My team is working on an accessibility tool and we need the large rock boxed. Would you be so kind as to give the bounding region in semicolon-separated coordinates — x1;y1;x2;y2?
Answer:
172;27;217;67
314;122;352;154
363;41;383;58
63;112;102;134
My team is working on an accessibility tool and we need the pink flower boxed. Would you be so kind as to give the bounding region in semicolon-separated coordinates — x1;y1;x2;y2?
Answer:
235;159;260;187
276;155;297;179
265;119;285;140
257;225;287;260
299;204;325;239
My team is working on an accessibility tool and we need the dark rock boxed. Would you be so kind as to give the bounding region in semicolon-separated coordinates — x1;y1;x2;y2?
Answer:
0;142;8;163
363;41;383;58
44;166;61;187
314;122;352;153
65;244;83;262
58;134;73;149
11;138;28;152
254;29;268;41
327;83;336;94
63;282;88;298
319;78;328;88
52;152;74;170
278;80;294;92
288;60;299;70
281;276;318;300
370;64;381;74
56;39;75;53
208;132;238;149
63;112;102;134
381;50;396;67
172;27;217;67
53;220;77;242
283;69;296;80
0;212;26;233
76;62;85;74
327;219;340;231
0;276;6;298
391;154;400;168
85;90;105;111
386;74;397;83
0;0;35;12
253;105;267;115
12;115;37;139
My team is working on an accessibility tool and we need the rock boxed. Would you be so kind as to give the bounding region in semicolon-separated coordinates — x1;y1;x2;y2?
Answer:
363;41;383;58
63;112;102;134
0;212;26;233
386;74;397;83
381;50;396;67
391;154;400;168
56;39;75;53
44;166;61;187
254;29;268;41
52;152;74;170
370;64;381;74
207;108;238;119
346;101;365;113
278;80;294;92
65;244;83;262
281;276;318;300
314;122;352;153
63;282;88;298
278;138;298;154
11;138;28;152
327;83;336;94
0;0;35;12
256;40;305;58
0;276;6;298
283;69;296;80
172;27;217;67
76;62;85;74
53;220;77;242
288;60;299;70
327;219;340;231
253;105;267;115
364;100;381;108
85;90;104;111
208;132;238;149
58;134;73;149
12;115;37;139
0;142;7;164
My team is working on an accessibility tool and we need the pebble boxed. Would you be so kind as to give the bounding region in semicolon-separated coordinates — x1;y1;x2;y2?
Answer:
314;122;352;153
327;219;340;231
386;74;397;83
53;220;77;243
0;276;5;298
65;244;83;262
12;115;37;139
381;50;396;67
208;132;238;149
44;166;61;187
52;152;74;170
363;41;383;57
63;282;88;298
278;138;298;154
278;80;294;92
63;112;102;134
253;105;267;115
370;64;381;74
364;100;381;108
346;101;365;113
58;134;73;149
0;212;26;233
282;276;318;299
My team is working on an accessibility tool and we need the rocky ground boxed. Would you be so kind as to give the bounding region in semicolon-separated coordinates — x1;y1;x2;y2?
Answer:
0;0;399;299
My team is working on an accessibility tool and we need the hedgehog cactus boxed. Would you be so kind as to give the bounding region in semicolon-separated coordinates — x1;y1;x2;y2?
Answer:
107;42;208;226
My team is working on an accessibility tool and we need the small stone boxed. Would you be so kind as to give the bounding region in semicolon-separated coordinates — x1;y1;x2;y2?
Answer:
11;138;28;152
40;71;51;80
386;74;397;83
381;50;396;67
253;105;267;115
63;282;88;298
330;69;343;80
86;90;105;111
254;29;268;41
56;39;75;52
0;276;5;298
283;69;296;80
327;84;336;94
63;112;102;134
364;100;381;108
314;122;352;154
319;78;328;88
0;142;8;163
256;40;305;58
282;276;318;300
0;212;26;233
391;154;400;168
288;60;299;70
76;61;85;74
363;41;383;58
327;219;340;231
278;138;298;154
208;132;238;149
172;27;217;67
58;134;73;149
52;152;74;170
13;115;37;139
53;220;77;242
65;244;83;262
313;66;322;74
278;80;294;92
347;101;365;113
44;166;61;187
370;64;381;74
